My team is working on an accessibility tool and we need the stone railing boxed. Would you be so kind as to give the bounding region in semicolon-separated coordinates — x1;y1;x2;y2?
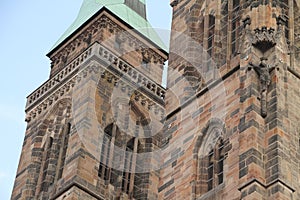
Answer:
98;46;166;103
26;44;96;110
26;42;166;120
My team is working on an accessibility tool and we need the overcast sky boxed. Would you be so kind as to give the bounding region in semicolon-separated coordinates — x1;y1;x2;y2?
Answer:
0;0;171;199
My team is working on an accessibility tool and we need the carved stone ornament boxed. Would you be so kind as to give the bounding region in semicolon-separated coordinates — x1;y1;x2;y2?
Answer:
240;16;284;118
241;16;285;54
198;119;226;158
249;57;278;118
252;27;277;52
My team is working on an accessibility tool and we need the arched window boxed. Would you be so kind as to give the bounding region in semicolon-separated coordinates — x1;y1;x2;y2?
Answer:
34;99;71;198
41;136;53;192
98;123;140;197
98;124;115;181
55;123;71;181
207;139;225;191
195;120;230;197
122;138;138;194
219;0;229;66
39;123;72;193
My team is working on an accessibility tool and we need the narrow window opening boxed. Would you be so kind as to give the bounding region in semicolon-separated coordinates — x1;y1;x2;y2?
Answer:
231;0;240;56
207;149;214;191
208;15;215;58
205;138;225;192
41;137;53;192
98;124;141;197
122;138;135;194
217;140;224;185
56;123;71;181
98;125;113;181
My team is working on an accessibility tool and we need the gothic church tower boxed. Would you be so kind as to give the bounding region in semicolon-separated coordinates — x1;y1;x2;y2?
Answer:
11;0;167;199
162;0;300;199
11;0;300;200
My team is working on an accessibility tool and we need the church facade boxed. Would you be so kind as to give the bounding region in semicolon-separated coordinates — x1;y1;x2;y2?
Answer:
11;0;300;199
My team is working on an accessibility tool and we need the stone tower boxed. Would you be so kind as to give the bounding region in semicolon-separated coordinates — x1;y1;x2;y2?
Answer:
11;0;300;200
162;0;300;199
11;0;168;199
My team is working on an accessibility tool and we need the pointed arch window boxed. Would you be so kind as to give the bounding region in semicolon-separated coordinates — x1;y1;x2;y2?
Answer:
207;139;225;191
98;124;115;181
219;0;229;66
55;123;71;181
122;138;138;194
98;123;140;196
39;123;72;193
40;136;53;192
195;121;230;197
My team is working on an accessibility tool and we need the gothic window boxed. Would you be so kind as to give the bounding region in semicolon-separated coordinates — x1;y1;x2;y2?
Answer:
199;17;205;44
98;124;139;196
205;14;216;71
122;138;136;194
219;0;229;66
280;0;289;42
41;137;53;192
231;0;241;56
55;123;71;181
206;139;224;191
195;120;229;197
98;124;115;181
295;1;300;54
208;15;215;58
35;100;71;199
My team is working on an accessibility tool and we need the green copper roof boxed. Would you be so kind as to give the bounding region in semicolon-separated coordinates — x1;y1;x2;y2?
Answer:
48;0;167;54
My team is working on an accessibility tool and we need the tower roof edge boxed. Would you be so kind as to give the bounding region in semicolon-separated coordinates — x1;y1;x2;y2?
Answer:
47;0;167;57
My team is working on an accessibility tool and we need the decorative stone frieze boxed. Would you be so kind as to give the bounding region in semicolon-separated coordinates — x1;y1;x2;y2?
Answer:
252;26;277;52
26;44;95;110
98;46;166;102
100;70;165;117
50;15;166;73
25;79;76;123
26;43;166;122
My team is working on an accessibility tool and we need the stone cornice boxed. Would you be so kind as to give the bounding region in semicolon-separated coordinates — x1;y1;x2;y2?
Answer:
49;12;167;71
26;42;166;122
26;44;95;112
98;45;166;102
